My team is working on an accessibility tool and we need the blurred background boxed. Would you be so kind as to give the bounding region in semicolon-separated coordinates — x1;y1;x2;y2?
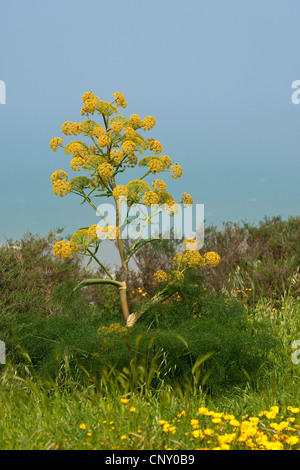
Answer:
0;0;299;266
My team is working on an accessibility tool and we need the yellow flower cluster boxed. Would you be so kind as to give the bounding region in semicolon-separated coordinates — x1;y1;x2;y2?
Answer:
112;185;128;199
49;137;63;152
152;179;167;193
154;405;300;450
70;156;87;171
141;116;156;130
53;240;74;259
182;250;206;268
51;171;71;197
129;114;142;127
97;134;111;148
161;155;172;169
61;121;82;136
65;141;88;158
51;170;68;184
110;149;125;165
181;192;193;206
87;224;103;242
170;164;183;179
147;158;164;174
153;270;169;283
111;121;124;132
98;163;114;179
81;92;99;116
122;140;136;155
204;251;221;267
143;190;159;206
125;127;136;140
149;139;163;154
93;125;105;138
112;92;127;108
97;322;128;336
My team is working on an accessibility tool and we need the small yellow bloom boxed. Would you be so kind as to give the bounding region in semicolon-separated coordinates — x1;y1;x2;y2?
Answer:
120;398;129;404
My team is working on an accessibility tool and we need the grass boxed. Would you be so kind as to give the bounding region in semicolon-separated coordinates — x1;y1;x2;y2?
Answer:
0;296;299;450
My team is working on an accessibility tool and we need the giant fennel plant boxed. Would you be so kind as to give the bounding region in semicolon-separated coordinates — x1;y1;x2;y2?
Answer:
49;91;220;326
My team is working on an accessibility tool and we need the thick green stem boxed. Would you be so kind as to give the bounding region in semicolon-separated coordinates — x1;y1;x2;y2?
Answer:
126;284;177;327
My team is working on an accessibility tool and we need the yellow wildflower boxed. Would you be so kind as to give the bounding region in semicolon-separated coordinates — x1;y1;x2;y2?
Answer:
98;163;114;179
49;137;63;152
113;92;127;108
170;164;183;179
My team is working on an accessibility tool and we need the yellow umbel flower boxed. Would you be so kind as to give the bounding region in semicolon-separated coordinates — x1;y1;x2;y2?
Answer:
51;170;69;184
182;250;206;267
160;155;172;169
81;92;99;116
71;122;82;135
171;164;183;179
129;114;142;127
152;179;167;193
122;140;136;155
147;158;164;174
204;251;221;267
110;149;125;165
82;91;98;103
49;137;63;152
65;141;87;158
112;92;127;108
110;121;124;132
143;190;159;206
52;179;71;197
149;139;163;155
70;156;87;171
92;124;105;138
141;116;156;130
181;192;193;206
112;185;128;199
87;224;104;242
53;240;74;259
97;134;111;148
172;252;183;268
98;163;114;179
171;270;185;285
125;127;136;140
154;270;169;283
61;121;73;135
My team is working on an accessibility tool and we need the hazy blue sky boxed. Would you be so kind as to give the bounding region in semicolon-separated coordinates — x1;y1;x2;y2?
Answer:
0;0;299;261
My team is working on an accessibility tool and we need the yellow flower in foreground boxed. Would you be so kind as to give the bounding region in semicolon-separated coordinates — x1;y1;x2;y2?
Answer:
204;251;221;267
120;398;129;404
79;423;86;430
120;435;127;440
